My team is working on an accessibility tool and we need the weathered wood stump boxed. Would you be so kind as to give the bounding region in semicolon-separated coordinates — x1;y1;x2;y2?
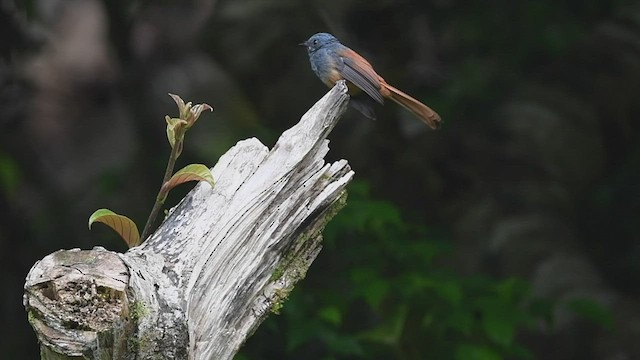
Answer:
24;81;353;359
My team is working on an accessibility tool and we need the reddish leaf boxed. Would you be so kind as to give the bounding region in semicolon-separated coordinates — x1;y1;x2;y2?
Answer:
89;209;141;248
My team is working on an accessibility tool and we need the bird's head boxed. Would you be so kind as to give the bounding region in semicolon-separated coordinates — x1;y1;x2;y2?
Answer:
299;33;339;54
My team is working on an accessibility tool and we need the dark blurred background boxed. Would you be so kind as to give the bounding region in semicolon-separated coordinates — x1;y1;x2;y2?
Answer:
2;0;639;359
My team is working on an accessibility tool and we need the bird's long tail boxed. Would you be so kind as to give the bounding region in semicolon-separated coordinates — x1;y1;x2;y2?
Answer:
382;83;441;129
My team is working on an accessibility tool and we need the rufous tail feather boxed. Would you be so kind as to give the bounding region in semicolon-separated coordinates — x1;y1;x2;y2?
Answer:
383;84;441;129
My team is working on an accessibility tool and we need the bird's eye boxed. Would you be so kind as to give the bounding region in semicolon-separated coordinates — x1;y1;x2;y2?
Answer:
313;39;318;45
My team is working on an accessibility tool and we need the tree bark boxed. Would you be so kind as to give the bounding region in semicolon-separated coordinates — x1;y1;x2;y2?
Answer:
24;81;353;359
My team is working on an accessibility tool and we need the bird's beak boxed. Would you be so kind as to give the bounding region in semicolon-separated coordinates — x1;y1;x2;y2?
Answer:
298;41;308;47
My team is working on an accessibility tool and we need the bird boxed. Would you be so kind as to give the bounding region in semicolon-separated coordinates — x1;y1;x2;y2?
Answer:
300;32;441;129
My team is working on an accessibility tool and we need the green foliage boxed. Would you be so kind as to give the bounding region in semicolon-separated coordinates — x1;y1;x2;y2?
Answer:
239;181;549;360
566;298;613;330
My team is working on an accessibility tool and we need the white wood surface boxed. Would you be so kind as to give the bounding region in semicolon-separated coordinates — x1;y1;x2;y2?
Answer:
24;81;353;359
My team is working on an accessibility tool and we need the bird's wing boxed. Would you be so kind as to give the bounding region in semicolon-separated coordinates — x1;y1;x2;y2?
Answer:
338;47;385;104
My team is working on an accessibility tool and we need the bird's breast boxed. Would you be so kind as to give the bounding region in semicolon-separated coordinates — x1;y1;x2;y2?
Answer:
311;50;344;87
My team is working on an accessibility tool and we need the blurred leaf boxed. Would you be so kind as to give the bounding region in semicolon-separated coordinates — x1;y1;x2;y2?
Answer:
495;277;530;303
435;280;463;307
455;343;502;360
482;307;515;347
507;343;535;360
350;268;389;309
318;306;342;326
476;297;517;347
242;176;546;359
567;298;613;330
528;297;555;325
401;272;434;296
285;318;317;352
359;305;407;346
329;181;405;236
0;152;20;196
88;209;140;248
321;331;364;356
234;354;249;360
406;240;448;265
446;309;474;336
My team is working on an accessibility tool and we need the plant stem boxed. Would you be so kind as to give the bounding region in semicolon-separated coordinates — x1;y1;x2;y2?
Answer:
140;135;184;241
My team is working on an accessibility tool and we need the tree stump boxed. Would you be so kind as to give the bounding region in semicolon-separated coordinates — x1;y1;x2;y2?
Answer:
24;81;353;359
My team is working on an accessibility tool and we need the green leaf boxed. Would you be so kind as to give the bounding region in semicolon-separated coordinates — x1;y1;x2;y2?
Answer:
165;116;188;148
165;164;215;193
506;343;535;360
455;343;502;360
446;309;474;335
318;306;342;326
359;305;407;346
285;320;316;352
567;298;613;329
89;209;141;248
483;310;514;347
350;268;389;309
322;332;364;356
528;297;555;324
495;277;530;303
434;280;463;306
480;300;516;347
233;354;249;360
